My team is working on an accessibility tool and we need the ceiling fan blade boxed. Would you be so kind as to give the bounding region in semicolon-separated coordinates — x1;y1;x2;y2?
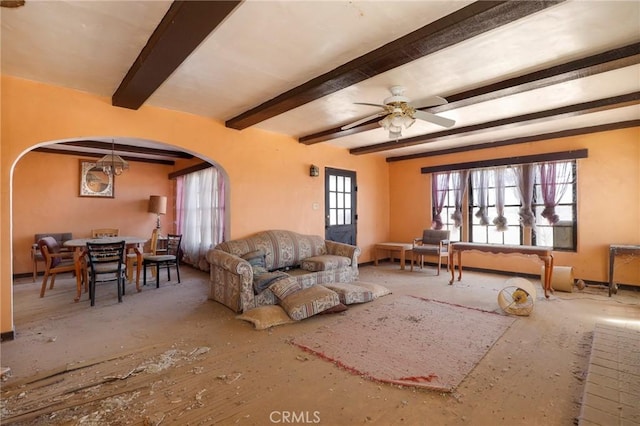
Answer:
414;110;456;128
341;112;386;130
411;95;448;109
354;102;388;108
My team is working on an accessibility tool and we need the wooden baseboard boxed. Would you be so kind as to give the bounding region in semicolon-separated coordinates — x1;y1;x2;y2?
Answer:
1;330;15;341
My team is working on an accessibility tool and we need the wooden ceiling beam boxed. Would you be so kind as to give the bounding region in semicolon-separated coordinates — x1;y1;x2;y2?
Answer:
226;0;563;130
300;42;640;144
350;92;640;155
60;141;194;159
33;148;176;166
112;1;242;110
387;120;640;163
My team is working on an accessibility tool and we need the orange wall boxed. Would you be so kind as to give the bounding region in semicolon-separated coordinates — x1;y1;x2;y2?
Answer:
12;152;175;275
3;75;638;336
389;129;640;284
1;76;390;335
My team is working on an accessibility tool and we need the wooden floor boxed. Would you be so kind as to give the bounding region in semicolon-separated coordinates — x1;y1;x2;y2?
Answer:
2;263;639;425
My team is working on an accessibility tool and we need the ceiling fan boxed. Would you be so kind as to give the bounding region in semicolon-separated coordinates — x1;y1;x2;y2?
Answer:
341;86;455;140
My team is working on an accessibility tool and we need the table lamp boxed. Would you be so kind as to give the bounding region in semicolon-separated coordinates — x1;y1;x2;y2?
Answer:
148;195;167;231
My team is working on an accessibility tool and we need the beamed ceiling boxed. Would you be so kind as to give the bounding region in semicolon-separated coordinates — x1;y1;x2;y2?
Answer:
2;0;639;165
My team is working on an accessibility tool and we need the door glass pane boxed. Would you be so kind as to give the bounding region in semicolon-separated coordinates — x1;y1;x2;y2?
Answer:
329;192;336;208
329;175;336;191
344;177;351;193
337;193;344;208
337;176;344;192
329;209;337;225
345;209;351;224
337;210;344;225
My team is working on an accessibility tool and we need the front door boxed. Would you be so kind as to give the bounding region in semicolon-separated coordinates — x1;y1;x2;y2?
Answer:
325;168;357;245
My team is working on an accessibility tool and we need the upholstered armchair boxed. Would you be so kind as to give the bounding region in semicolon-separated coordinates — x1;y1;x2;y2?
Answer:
37;236;80;297
411;229;450;275
32;232;73;282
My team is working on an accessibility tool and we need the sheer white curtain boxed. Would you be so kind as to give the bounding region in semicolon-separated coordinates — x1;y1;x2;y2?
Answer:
176;167;225;271
539;161;572;224
472;169;490;226
492;167;509;231
450;170;469;228
431;172;450;230
512;164;535;228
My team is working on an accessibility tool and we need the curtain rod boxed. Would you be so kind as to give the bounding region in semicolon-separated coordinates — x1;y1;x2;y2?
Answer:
420;149;588;174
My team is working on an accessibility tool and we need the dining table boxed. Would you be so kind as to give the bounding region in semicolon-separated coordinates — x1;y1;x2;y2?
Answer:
64;236;148;302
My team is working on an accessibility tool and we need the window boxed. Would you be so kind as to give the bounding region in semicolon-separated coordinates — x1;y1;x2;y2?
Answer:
437;184;461;242
176;167;226;270
468;168;522;245
434;160;577;250
532;161;576;250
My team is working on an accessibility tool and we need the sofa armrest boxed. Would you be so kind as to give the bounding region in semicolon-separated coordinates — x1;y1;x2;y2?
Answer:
325;240;361;276
206;249;254;313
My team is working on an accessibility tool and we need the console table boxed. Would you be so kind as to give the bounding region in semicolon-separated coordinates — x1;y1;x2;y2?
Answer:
608;244;640;296
373;242;413;270
449;242;554;298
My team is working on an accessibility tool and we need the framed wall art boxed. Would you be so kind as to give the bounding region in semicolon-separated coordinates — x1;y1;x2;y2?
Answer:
79;160;114;198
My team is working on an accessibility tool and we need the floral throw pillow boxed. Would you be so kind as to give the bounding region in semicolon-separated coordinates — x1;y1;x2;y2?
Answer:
269;277;302;300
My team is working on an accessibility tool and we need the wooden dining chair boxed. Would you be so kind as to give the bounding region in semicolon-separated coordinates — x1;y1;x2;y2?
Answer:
85;240;127;306
125;228;159;284
91;228;120;238
37;236;81;297
410;229;450;275
143;234;182;288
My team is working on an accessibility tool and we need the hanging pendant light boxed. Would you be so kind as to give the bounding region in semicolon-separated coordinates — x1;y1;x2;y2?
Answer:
95;139;129;176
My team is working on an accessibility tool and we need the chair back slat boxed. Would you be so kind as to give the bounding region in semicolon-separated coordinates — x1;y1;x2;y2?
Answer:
149;228;160;255
422;229;450;245
91;228;120;238
86;241;125;263
85;240;126;306
166;234;182;256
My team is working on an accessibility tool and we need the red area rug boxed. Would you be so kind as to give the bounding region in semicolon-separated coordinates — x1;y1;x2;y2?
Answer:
292;295;516;392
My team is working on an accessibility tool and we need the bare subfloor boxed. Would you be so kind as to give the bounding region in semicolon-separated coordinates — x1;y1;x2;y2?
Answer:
1;264;639;425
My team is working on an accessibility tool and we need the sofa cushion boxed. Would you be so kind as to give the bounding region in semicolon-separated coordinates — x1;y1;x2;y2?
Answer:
216;230;328;271
279;285;340;321
242;249;266;268
269;277;302;300
323;283;374;305
253;270;289;294
351;282;392;299
318;303;348;315
300;255;351;272
236;305;295;330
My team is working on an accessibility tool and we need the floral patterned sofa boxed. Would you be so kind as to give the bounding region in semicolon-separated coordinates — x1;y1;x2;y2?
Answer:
206;230;361;313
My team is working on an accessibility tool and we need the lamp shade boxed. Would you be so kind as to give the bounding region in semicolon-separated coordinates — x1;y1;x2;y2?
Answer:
148;195;167;215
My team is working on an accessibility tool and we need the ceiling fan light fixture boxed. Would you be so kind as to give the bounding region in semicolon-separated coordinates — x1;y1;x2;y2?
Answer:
349;86;455;141
379;115;392;129
389;129;402;140
95;139;130;176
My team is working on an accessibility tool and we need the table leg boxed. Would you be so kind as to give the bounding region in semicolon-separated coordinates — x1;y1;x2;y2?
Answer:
400;248;406;270
541;255;554;298
608;247;616;297
73;248;84;302
456;250;463;282
135;248;142;292
374;247;379;266
449;250;455;284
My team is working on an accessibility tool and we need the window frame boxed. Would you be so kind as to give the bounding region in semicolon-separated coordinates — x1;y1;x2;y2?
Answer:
434;160;578;251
